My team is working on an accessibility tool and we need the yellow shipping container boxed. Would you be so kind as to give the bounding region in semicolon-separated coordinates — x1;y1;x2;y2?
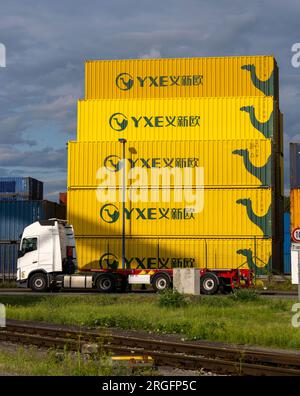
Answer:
85;56;278;99
68;140;272;188
291;189;300;235
75;236;272;274
67;188;272;238
77;97;277;142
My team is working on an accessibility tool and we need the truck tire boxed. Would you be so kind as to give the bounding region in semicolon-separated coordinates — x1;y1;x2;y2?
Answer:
200;273;219;295
152;273;171;292
95;274;116;293
29;273;48;292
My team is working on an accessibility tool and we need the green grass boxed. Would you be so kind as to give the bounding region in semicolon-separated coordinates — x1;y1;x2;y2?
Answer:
1;292;300;350
0;346;147;376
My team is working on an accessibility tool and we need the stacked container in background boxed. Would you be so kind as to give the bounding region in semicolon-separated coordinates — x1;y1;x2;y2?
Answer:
284;212;291;274
68;56;283;274
59;192;67;206
290;143;300;243
0;177;43;201
290;143;300;281
0;177;66;280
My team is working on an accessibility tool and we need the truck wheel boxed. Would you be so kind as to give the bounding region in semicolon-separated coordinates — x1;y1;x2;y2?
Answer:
29;273;48;292
200;273;219;295
95;274;115;293
152;274;171;292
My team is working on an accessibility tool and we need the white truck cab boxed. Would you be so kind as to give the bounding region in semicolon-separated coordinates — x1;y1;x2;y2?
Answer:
17;219;77;291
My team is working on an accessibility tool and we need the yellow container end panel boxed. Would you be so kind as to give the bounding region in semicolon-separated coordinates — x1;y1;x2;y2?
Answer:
67;188;273;238
67;140;272;189
291;189;300;232
75;237;272;274
85;56;277;99
77;97;276;142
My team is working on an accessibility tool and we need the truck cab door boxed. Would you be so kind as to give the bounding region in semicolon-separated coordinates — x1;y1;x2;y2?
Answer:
18;237;39;278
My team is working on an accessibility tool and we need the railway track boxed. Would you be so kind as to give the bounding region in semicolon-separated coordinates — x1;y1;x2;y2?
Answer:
1;320;300;376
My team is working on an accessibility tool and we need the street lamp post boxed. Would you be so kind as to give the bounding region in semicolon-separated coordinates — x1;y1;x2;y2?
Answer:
118;138;126;270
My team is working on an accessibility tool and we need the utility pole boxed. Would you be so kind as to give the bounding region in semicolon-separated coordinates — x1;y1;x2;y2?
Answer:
118;138;126;270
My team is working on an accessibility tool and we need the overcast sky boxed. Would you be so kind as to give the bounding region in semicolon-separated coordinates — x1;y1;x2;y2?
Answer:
0;0;299;200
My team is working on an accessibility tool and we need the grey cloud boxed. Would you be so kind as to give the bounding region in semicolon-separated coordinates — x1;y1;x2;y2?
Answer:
0;147;66;169
0;115;36;145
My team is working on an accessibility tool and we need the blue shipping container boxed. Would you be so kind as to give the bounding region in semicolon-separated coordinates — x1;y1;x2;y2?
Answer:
284;212;291;274
0;201;66;277
0;177;43;200
0;200;66;241
0;242;19;279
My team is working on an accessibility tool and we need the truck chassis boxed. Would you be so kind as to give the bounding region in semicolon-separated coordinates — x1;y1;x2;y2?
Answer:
24;267;253;295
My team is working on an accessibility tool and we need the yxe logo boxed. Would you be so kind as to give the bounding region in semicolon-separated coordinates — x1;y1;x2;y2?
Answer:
99;204;195;223
115;73;203;90
100;203;120;223
99;252;195;269
104;155;122;172
103;155;199;172
109;113;128;131
115;73;134;91
108;113;200;131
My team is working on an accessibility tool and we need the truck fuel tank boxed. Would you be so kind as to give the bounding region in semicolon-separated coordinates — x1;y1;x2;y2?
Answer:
63;275;93;288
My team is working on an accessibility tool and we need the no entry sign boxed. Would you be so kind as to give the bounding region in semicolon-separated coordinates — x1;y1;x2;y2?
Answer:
292;228;300;242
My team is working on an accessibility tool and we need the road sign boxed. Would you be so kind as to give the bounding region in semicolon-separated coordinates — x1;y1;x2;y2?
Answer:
292;228;300;242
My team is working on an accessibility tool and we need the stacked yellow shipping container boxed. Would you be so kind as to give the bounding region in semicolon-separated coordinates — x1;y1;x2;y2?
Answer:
68;56;283;274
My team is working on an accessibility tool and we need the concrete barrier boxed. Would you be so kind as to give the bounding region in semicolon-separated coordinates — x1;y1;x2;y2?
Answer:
173;268;200;295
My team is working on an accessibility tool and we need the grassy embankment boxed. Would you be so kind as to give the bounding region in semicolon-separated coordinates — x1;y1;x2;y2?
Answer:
1;290;300;350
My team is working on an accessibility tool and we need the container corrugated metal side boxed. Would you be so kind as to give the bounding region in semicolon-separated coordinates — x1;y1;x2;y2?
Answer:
0;177;43;200
0;201;66;241
0;242;19;279
290;143;300;189
283;212;291;274
77;97;277;142
85;56;278;99
67;188;273;238
290;189;300;233
75;236;272;274
68;140;272;188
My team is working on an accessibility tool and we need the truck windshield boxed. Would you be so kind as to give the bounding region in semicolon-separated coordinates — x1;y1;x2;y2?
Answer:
21;237;37;254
